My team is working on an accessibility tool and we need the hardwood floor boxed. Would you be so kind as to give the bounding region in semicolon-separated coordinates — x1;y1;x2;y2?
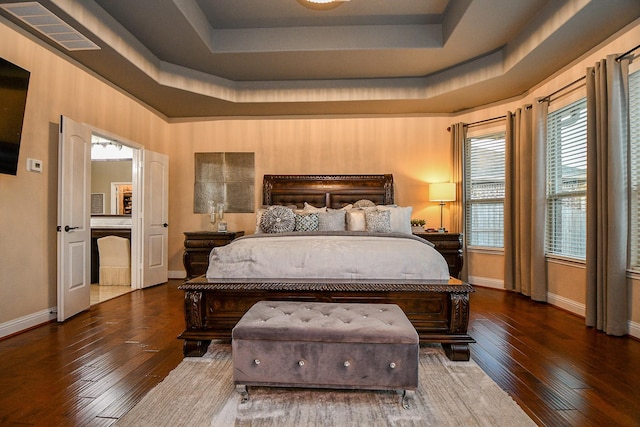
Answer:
469;287;640;427
0;281;185;426
0;280;639;426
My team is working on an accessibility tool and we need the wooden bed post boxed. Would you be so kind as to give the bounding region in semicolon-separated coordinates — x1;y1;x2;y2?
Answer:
443;292;471;361
182;290;211;357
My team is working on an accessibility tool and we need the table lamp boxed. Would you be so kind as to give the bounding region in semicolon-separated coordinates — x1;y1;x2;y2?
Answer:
429;182;456;233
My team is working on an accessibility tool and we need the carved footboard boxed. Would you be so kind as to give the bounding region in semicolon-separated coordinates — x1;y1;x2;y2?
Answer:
178;277;474;361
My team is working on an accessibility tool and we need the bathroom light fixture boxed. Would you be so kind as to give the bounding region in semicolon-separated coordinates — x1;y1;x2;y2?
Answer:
429;182;456;233
296;0;349;11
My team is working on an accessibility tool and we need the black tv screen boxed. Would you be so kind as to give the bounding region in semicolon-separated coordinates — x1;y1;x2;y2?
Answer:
0;57;30;176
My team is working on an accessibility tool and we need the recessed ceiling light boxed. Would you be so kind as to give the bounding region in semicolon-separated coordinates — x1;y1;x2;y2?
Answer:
296;0;350;11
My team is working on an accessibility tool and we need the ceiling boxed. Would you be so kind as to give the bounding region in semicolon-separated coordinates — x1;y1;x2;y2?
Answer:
1;0;640;119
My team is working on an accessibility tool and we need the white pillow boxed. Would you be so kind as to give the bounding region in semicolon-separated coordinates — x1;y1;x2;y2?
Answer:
255;208;266;233
303;202;326;212
346;209;366;231
376;205;413;234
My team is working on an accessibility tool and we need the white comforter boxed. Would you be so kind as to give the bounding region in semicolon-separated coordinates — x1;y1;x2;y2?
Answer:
205;232;450;280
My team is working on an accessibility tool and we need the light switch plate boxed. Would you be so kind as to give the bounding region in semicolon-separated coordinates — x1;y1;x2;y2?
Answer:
27;158;42;173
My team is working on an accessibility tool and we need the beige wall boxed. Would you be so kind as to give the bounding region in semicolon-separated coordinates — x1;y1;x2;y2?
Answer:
1;16;639;337
0;21;168;327
165;117;453;271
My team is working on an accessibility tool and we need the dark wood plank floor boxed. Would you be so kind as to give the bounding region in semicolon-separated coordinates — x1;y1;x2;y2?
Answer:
1;280;639;426
469;286;640;427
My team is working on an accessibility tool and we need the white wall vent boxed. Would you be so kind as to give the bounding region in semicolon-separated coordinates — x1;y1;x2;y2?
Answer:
0;2;100;51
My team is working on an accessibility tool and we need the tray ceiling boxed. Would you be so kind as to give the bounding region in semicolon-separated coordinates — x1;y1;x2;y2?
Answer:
1;0;639;118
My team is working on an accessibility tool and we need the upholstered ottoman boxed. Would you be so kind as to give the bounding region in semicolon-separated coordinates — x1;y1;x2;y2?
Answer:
232;301;419;408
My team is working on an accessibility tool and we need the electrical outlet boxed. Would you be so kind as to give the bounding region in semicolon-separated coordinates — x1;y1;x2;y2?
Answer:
27;158;42;173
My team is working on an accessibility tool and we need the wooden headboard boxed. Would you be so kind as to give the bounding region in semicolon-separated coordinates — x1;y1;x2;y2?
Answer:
262;174;394;209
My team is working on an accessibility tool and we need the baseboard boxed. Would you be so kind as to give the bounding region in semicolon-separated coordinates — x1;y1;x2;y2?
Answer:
546;292;586;317
468;278;640;339
467;275;504;289
168;270;187;279
628;320;640;340
0;307;56;339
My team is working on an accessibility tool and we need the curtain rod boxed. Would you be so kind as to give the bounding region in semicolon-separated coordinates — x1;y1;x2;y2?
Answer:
537;44;639;102
467;115;506;127
467;115;507;127
446;115;506;132
538;75;586;104
616;43;640;62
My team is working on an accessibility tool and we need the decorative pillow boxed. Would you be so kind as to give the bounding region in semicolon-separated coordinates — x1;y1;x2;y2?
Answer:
303;202;326;212
295;212;319;232
318;209;346;231
255;208;266;233
365;209;392;233
346;209;366;231
260;205;296;233
376;205;413;234
353;199;376;208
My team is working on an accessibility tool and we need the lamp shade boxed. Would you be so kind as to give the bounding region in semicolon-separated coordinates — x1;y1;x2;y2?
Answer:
429;182;456;202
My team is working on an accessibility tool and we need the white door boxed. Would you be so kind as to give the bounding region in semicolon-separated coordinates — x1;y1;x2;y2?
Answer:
142;150;169;288
57;116;91;321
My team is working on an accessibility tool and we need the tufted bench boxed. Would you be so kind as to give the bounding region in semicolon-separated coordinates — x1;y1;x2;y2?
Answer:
232;301;419;408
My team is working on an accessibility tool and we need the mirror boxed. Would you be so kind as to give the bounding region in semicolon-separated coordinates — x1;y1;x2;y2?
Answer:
91;135;133;216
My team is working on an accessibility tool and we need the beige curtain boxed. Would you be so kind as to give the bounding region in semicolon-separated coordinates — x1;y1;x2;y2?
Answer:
450;122;468;282
504;106;547;301
530;100;549;302
585;55;629;336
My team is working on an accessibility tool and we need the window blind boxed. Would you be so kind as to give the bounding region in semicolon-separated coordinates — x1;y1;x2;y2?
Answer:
465;132;505;248
546;99;588;259
629;69;640;270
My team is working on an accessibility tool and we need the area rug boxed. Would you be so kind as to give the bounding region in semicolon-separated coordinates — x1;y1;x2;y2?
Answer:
116;343;536;427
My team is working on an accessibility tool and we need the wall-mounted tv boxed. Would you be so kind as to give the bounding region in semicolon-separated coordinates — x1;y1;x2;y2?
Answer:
0;57;30;176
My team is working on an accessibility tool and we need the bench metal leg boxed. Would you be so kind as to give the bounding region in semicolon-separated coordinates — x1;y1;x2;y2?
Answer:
236;384;249;403
402;389;415;409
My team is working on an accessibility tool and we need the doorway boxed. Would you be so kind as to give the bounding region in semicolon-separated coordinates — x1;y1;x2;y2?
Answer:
90;134;135;304
58;116;169;321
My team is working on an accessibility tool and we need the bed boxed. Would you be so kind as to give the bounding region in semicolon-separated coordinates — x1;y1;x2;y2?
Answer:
178;174;474;361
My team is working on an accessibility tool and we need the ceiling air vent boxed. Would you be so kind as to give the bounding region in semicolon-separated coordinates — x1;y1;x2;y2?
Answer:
0;2;100;51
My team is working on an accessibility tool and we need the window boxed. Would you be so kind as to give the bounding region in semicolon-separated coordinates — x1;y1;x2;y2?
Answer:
630;69;640;270
465;132;505;248
546;99;588;259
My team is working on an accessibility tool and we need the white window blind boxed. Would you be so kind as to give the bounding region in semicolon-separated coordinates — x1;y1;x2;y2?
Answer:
465;132;505;248
629;69;640;270
546;99;588;259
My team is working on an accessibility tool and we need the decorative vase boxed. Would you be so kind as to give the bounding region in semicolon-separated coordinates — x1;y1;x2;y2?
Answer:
208;201;217;231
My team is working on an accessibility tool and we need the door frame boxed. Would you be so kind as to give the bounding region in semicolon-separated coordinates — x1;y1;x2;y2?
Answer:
89;128;144;290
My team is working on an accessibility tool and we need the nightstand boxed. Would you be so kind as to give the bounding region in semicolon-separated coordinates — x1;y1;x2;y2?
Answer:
183;231;245;278
413;232;463;278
